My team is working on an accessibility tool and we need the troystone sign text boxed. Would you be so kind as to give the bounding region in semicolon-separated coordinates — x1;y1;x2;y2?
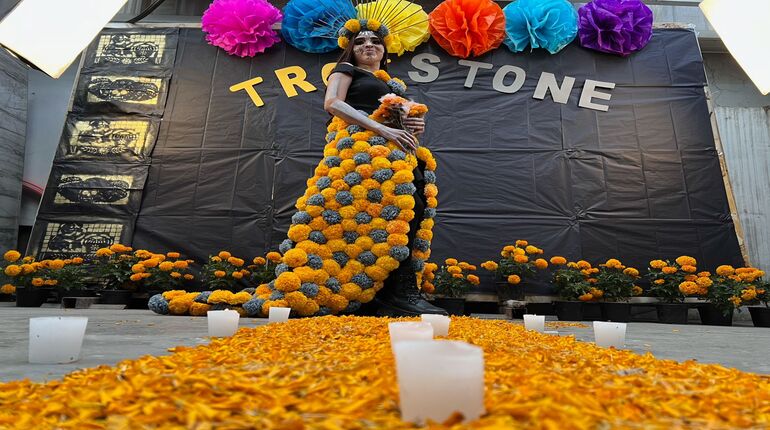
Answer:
230;53;616;112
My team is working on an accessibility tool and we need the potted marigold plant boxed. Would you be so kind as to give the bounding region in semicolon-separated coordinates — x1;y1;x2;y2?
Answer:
248;251;282;285
647;256;707;324
50;258;93;301
595;259;642;322
141;252;196;292
482;240;549;303
92;244;139;304
2;250;49;307
201;251;250;292
550;258;592;321
746;278;769;327
429;258;480;316
699;265;764;326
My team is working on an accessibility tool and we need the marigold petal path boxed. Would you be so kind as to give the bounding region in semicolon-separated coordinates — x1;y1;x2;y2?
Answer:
0;316;768;429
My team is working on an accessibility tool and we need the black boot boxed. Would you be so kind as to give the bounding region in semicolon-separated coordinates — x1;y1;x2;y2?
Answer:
375;269;448;317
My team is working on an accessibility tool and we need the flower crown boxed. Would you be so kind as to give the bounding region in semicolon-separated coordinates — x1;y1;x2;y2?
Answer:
337;19;395;51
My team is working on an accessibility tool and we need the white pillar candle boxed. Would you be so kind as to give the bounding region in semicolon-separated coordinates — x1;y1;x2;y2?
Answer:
523;314;545;333
29;316;88;364
388;322;434;350
593;321;627;348
421;314;450;336
393;340;485;424
268;306;291;323
207;309;240;337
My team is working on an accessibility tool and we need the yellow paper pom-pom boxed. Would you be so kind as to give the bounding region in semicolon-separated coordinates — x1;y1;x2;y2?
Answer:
283;248;309;267
344;19;361;33
275;272;301;292
338;36;349;49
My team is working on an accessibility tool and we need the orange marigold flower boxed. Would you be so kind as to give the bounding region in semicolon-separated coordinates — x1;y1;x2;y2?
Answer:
214;270;226;278
550;256;567;265
579;293;593;302
649;260;666;269
513;254;529;264
534;259;548;270
481;261;498;271
716;265;735;277
507;275;521;285
3;250;21;262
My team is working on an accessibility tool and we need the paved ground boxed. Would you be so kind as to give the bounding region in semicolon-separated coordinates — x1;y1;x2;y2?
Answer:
1;304;768;382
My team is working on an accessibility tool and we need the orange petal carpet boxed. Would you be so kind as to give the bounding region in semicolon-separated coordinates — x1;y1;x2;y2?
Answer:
0;316;768;429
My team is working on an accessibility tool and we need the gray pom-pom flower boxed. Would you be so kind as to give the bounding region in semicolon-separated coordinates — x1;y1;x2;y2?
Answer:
325;132;337;143
307;254;323;269
390;246;410;261
368;136;387;146
292;211;312;225
316;176;332;190
275;263;290;276
270;291;285;300
351;273;374;289
299;282;320;298
357;251;376;266
424;208;437;218
353;153;371;165
395;183;416;195
335;191;353;206
346;125;365;134
345;301;361;313
148;294;169;315
243;298;266;317
388;150;406;161
279;239;294;254
355;212;373;224
307;194;325;206
411;258;425;272
414;238;430;252
372;169;393;183
322;209;342;224
381;205;400;220
317;306;332;316
332;251;349;267
324;156;342;167
309;231;327;244
336;137;355;150
194;291;212;304
370;229;388;243
343;172;362;186
424;170;436;184
367;189;383;203
387;79;407;96
343;231;359;244
326;277;341;293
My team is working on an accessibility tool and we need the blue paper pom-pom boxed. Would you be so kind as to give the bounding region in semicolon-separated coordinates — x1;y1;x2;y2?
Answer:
148;294;169;315
503;0;578;54
243;298;266;316
281;0;356;54
279;239;294;254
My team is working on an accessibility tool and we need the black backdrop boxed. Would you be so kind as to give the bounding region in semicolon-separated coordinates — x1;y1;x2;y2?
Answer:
32;28;744;294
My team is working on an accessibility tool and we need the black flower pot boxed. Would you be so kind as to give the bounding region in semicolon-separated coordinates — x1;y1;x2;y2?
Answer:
656;303;689;324
0;293;14;302
98;289;133;305
600;302;631;322
15;287;48;307
748;306;770;327
697;304;733;326
553;301;583;321
433;297;465;316
582;302;603;321
495;281;524;302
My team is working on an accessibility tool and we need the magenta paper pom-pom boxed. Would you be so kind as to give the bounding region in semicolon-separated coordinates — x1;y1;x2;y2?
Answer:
201;0;282;57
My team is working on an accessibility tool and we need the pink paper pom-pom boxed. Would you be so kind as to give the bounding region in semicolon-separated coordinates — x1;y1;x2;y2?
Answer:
201;0;282;57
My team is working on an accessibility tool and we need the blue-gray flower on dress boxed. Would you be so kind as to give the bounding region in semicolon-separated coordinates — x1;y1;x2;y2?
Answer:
357;251;376;266
388;149;406;161
370;229;388;243
309;230;327;244
194;291;212;304
390;245;410;261
148;294;169;315
316;176;332;190
411;258;425;272
424;170;436;184
414;238;430;252
336;137;355;150
325;131;337;143
270;291;285;300
367;189;383;203
324;156;342;167
243;298;266;316
307;254;323;269
275;263;290;276
372;169;393;183
355;211;373;224
332;251;349;267
424;207;436;218
345;300;361;313
346;125;364;134
299;282;320;298
343;172;362;186
317;306;332;316
209;303;228;311
322;209;342;224
353;153;371;165
307;194;325;206
395;183;416;195
279;239;294;254
381;205;400;220
292;211;312;225
335;191;353;205
343;231;359;244
326;277;341;293
352;273;374;289
368;136;387;146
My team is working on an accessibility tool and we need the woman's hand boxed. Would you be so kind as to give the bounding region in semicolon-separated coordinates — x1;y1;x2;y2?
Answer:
403;117;425;136
377;124;418;151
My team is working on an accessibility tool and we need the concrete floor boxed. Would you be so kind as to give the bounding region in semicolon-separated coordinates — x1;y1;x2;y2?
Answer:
1;304;768;383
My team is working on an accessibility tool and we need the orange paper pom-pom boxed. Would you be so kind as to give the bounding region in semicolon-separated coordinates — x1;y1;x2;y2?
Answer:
429;0;506;58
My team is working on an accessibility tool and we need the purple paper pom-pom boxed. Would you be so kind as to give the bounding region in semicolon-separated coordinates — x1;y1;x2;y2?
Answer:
578;0;653;57
201;0;282;57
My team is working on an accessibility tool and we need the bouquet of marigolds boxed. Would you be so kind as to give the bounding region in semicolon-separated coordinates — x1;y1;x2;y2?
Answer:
431;258;480;298
131;250;195;291
550;258;597;301
2;250;40;294
594;259;643;302
481;240;549;301
706;265;766;315
248;251;283;285
93;243;139;289
647;255;711;303
201;251;250;291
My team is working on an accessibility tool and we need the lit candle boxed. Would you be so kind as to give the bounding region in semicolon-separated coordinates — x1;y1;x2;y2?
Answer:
388;322;433;350
523;314;545;333
393;340;485;424
421;314;450;336
29;316;88;364
207;309;240;337
593;321;627;348
268;306;291;323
